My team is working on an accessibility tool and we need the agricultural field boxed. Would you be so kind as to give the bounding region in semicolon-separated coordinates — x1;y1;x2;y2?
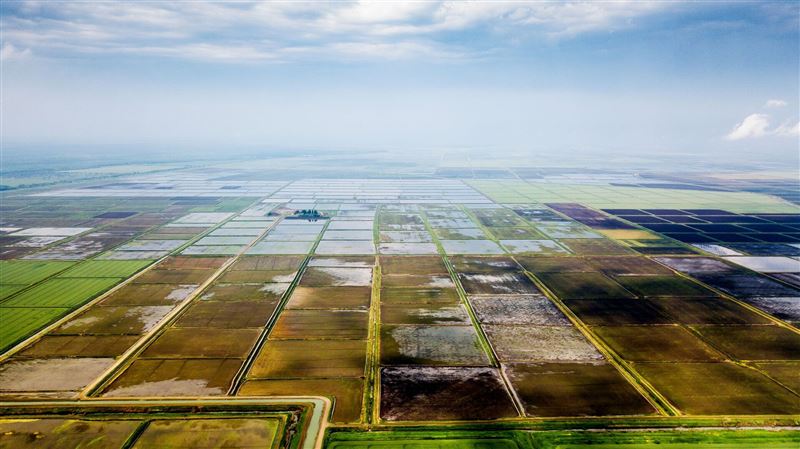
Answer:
0;168;798;448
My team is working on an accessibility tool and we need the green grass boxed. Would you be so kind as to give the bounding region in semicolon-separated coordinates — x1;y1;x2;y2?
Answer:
57;260;152;278
0;307;70;351
325;429;800;449
326;429;531;449
328;439;519;448
0;275;126;351
0;284;27;300
0;260;75;284
1;277;121;307
530;429;800;448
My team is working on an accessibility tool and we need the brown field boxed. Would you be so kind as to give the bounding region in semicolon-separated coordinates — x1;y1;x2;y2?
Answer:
0;357;114;395
504;362;655;417
380;256;449;275
134;269;216;285
299;267;373;287
380;303;472;325
18;335;140;358
270;310;369;339
690;325;800;360
103;358;242;397
380;366;518;421
380;287;461;304
131;418;279;449
100;284;197;306
381;325;490;365
536;272;635;299
381;274;454;288
199;283;288;302
593;325;724;362
229;255;305;271
485;325;602;362
239;377;364;423
248;339;366;378
174;300;279;328
587;256;673;275
516;256;595;274
449;256;519;274
158;256;229;270
54;305;173;334
469;294;570;325
218;268;298;283
0;418;140;449
141;328;260;358
458;272;541;295
286;286;372;309
635;361;800;415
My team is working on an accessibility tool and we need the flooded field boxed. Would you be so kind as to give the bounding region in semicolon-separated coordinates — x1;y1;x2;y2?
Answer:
1;169;798;447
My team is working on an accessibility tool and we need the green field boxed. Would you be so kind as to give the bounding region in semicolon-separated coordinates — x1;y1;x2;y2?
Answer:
326;429;800;449
2;277;122;307
0;276;124;351
1;170;800;446
0;260;75;284
0;307;71;350
58;260;153;278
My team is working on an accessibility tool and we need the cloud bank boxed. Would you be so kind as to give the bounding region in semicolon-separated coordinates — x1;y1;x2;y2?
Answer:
765;99;787;108
726;112;799;141
1;1;676;63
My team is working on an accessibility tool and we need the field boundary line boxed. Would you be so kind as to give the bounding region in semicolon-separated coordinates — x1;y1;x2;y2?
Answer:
0;201;268;359
0;256;165;363
682;322;800;400
646;255;800;398
470;200;678;416
604;209;800;335
519;266;681;417
228;216;330;396
421;210;501;367
420;207;526;418
119;420;149;449
82;205;278;397
364;261;381;425
656;258;800;335
0;212;190;355
0;396;331;449
456;205;594;418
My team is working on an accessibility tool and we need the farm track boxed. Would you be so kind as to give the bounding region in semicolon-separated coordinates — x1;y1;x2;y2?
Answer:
84;198;279;397
3;188;800;444
458;205;680;416
0;205;254;363
0;397;331;449
228;217;332;395
421;209;527;418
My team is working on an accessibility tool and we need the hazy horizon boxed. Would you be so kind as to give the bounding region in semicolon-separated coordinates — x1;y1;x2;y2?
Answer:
2;1;798;165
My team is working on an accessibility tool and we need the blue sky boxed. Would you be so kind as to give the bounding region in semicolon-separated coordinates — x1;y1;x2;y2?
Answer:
1;1;798;162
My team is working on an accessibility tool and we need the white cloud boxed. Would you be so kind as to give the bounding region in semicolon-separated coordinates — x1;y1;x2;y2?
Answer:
132;43;280;62
725;113;771;140
1;1;679;63
774;120;800;137
725;113;800;140
327;41;468;61
511;1;670;37
765;99;787;108
0;43;32;61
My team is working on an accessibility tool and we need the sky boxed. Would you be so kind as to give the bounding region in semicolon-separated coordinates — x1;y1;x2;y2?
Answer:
1;1;798;164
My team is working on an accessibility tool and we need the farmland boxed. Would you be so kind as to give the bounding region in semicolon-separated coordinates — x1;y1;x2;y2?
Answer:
0;165;798;448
